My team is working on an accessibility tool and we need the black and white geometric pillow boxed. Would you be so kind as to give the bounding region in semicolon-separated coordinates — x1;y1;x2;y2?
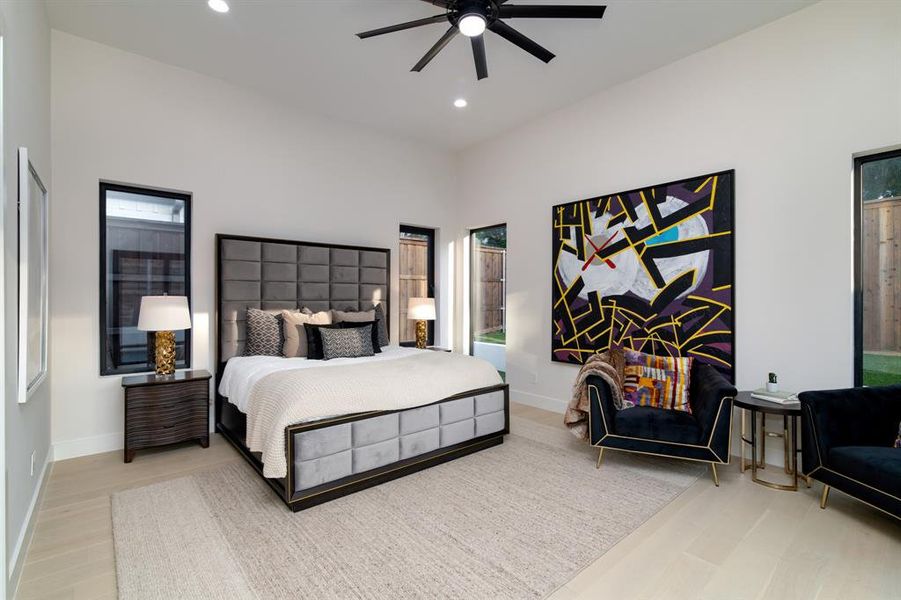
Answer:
244;308;283;356
373;303;389;347
320;325;375;360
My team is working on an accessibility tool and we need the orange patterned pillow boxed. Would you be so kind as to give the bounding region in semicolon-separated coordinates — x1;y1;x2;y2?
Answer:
622;350;693;413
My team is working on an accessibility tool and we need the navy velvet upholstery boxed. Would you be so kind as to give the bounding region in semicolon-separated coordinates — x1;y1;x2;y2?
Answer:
799;385;901;519
588;363;736;465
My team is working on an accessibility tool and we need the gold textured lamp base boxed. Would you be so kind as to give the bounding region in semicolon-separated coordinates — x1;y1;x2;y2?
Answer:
415;320;427;349
154;330;176;375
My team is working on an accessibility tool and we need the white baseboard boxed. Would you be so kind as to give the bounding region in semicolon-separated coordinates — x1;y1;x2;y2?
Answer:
510;389;567;414
7;454;51;599
52;432;123;461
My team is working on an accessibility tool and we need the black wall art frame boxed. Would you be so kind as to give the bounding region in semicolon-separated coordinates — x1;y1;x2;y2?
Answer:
551;170;735;381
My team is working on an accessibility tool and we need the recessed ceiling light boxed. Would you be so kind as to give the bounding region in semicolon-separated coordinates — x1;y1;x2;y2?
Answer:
458;14;486;38
454;98;468;109
208;0;229;14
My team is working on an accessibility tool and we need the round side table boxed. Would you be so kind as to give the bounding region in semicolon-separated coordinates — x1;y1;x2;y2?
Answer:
734;391;809;491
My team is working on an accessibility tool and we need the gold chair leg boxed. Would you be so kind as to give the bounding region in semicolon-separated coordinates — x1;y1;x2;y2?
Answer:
710;463;720;487
820;485;830;509
596;448;604;469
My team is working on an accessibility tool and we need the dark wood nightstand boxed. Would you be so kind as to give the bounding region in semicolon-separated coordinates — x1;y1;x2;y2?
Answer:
121;369;212;463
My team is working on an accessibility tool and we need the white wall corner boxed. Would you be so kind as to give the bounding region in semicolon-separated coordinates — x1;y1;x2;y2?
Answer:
7;453;52;600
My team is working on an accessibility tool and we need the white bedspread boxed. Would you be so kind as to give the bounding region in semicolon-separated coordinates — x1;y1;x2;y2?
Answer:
219;347;503;478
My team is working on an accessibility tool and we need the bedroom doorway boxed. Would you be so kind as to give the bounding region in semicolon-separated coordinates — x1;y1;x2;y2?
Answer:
470;224;506;377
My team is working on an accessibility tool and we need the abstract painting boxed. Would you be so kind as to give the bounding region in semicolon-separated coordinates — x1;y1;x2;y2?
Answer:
552;170;735;380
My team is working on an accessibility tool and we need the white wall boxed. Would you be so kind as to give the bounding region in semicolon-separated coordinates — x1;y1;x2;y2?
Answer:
1;0;52;594
456;1;901;462
50;31;459;459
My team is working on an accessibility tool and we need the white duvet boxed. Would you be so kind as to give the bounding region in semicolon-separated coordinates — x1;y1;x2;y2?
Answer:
219;345;424;413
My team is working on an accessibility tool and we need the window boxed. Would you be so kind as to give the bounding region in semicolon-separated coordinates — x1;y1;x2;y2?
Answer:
470;224;506;376
399;225;435;346
855;149;901;386
100;182;191;375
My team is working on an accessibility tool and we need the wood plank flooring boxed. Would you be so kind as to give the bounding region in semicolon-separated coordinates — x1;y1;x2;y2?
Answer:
15;403;901;599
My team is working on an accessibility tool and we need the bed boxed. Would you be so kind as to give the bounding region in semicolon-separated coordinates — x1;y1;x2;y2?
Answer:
214;234;509;511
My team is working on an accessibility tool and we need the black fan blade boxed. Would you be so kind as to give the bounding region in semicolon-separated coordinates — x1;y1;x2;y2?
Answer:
357;14;447;39
489;20;555;63
411;26;458;72
499;5;607;19
419;0;449;6
471;35;488;80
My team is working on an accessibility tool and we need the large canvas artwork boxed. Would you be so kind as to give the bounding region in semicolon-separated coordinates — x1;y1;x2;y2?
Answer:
552;170;735;380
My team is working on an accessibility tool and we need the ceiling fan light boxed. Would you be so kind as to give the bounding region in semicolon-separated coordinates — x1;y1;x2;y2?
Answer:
458;14;486;37
207;0;229;13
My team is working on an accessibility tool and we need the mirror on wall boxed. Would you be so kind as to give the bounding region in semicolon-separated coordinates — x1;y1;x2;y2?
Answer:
18;147;49;403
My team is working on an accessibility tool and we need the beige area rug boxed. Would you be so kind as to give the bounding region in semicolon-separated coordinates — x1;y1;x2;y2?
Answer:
112;417;703;599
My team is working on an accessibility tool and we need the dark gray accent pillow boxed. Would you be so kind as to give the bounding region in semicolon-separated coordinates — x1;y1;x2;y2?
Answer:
244;308;283;356
339;321;381;354
304;323;341;360
373;303;389;347
320;325;375;360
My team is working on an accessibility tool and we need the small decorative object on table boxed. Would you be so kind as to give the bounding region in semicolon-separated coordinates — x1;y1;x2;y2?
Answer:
137;295;192;375
408;297;436;349
766;372;779;393
122;369;211;463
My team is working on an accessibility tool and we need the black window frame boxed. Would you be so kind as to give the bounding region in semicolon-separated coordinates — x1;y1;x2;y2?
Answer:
399;224;436;347
99;181;192;376
853;148;901;386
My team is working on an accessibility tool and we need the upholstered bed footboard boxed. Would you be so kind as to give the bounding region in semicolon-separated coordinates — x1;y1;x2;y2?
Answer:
291;389;506;492
285;386;509;507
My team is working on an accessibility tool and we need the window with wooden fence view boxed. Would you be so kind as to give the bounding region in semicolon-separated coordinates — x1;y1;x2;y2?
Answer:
471;224;506;376
399;226;435;345
857;150;901;386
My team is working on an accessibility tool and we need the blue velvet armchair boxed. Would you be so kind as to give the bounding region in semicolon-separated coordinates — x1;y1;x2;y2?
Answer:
799;385;901;519
587;363;736;485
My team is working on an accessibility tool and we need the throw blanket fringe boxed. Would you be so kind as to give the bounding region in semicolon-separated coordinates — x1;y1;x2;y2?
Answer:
564;351;625;441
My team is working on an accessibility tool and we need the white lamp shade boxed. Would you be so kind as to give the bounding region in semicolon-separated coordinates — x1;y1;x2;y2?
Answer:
408;297;436;321
137;296;192;331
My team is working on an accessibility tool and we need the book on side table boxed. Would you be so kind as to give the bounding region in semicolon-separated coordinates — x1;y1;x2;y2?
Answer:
750;388;799;405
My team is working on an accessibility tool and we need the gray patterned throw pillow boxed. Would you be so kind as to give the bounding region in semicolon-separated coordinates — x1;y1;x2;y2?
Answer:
319;325;375;360
244;308;283;356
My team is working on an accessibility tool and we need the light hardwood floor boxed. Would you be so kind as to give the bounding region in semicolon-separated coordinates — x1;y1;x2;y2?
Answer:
15;402;901;599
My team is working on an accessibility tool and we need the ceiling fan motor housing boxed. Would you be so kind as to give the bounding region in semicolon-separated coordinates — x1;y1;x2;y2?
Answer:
449;1;499;28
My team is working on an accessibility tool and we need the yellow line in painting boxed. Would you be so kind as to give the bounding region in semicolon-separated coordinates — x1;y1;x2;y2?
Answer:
711;284;732;292
694;176;712;194
640;191;660;233
687;348;731;367
686;295;732;311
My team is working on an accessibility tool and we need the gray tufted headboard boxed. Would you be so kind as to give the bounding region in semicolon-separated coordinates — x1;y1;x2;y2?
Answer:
216;234;390;364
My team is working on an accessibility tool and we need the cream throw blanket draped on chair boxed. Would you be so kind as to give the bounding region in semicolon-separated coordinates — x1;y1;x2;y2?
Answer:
564;350;625;441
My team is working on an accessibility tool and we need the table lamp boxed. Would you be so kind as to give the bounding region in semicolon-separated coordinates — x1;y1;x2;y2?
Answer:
137;295;191;375
408;297;435;349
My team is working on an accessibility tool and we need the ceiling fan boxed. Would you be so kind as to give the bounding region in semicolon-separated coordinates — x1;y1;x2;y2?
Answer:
356;1;607;81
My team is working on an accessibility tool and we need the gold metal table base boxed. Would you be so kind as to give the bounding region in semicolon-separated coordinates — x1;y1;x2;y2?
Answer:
739;407;810;491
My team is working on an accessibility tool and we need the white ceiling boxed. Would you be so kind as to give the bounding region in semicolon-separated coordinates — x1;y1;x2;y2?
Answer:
45;0;813;149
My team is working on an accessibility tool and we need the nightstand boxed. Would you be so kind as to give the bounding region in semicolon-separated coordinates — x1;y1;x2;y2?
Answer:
121;369;212;463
